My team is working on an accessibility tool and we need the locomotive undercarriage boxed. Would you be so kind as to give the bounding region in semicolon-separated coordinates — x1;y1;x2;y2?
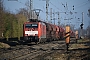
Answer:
23;36;62;44
24;36;39;43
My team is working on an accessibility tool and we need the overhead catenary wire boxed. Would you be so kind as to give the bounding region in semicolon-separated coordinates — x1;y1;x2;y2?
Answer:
57;0;90;11
17;0;43;16
9;0;65;15
75;1;90;9
75;0;89;7
49;2;62;12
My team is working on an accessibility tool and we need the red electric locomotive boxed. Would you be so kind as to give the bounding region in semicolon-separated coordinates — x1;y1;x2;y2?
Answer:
23;19;46;44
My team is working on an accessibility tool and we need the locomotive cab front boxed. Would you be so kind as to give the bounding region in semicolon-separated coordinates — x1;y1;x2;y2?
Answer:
23;22;39;43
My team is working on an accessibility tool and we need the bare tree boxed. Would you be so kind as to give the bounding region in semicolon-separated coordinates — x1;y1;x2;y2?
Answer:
0;0;3;11
0;0;4;38
16;0;37;20
17;8;29;19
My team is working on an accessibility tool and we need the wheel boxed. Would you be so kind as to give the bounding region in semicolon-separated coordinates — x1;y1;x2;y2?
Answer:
35;38;41;44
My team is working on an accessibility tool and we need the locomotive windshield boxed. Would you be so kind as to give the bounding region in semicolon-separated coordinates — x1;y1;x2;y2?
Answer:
25;24;38;28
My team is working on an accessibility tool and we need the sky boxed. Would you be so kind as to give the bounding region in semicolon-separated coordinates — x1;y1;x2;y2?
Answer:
3;0;90;29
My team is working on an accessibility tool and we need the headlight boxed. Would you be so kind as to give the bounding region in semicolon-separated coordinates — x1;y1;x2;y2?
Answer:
25;34;28;36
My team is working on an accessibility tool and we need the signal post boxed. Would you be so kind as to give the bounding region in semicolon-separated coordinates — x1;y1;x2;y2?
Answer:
65;25;70;51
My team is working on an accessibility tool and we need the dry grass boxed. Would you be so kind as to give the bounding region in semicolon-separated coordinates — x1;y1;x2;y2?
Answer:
69;39;90;49
0;42;10;48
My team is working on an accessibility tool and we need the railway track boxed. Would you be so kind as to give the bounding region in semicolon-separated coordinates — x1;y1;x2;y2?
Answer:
16;42;66;60
14;50;54;60
0;38;89;60
0;39;66;60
